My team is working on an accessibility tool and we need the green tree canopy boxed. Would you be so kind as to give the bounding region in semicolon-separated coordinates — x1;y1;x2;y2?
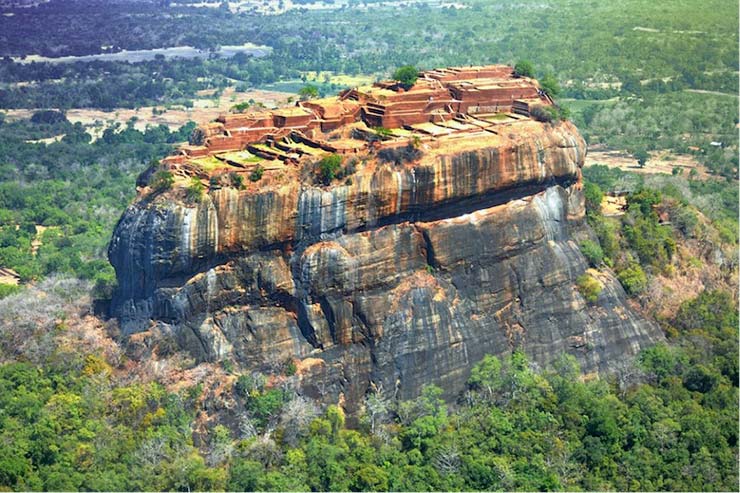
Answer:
539;74;561;98
633;147;650;167
298;84;319;101
317;154;342;185
514;60;535;78
393;65;419;89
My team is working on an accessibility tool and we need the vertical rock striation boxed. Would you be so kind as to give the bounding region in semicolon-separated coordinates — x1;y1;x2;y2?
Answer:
109;120;662;411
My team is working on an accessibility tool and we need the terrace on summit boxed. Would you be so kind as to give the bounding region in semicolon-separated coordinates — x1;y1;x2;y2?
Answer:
160;65;555;180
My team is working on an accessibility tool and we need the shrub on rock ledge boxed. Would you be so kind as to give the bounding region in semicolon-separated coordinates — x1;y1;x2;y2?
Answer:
531;104;570;123
249;165;264;182
617;263;648;295
377;144;421;166
514;60;535;78
539;73;562;97
229;171;245;189
317;154;342;185
580;240;604;267
151;170;174;191
576;273;602;303
186;177;205;202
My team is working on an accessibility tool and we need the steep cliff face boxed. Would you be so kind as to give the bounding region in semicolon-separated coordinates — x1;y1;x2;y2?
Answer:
109;120;662;410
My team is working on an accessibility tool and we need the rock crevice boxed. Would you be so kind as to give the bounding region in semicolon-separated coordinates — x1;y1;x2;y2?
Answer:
109;88;661;410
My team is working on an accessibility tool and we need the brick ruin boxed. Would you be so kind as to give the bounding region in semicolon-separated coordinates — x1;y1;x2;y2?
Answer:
161;65;553;173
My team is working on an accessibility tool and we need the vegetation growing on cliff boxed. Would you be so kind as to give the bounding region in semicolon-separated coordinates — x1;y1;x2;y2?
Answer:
377;144;422;166
0;1;737;489
0;277;736;491
316;154;343;185
576;272;602;303
249;165;264;182
0;160;736;490
581;165;736;298
530;104;569;123
513;60;535;78
152;169;176;192
186;177;205;202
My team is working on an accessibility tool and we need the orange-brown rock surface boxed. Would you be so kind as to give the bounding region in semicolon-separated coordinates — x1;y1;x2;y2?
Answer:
109;67;661;411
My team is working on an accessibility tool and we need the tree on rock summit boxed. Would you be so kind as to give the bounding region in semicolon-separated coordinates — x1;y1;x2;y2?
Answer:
393;65;419;90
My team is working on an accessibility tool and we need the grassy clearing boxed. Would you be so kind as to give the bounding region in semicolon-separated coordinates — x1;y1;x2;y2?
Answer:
301;71;375;87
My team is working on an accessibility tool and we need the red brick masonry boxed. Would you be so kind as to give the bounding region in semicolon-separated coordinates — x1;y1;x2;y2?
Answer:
162;65;552;165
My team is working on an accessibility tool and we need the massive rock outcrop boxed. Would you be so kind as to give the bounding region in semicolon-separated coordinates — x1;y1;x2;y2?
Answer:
109;122;661;410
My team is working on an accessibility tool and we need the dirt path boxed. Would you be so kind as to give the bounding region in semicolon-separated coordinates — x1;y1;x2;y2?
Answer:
684;89;738;97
